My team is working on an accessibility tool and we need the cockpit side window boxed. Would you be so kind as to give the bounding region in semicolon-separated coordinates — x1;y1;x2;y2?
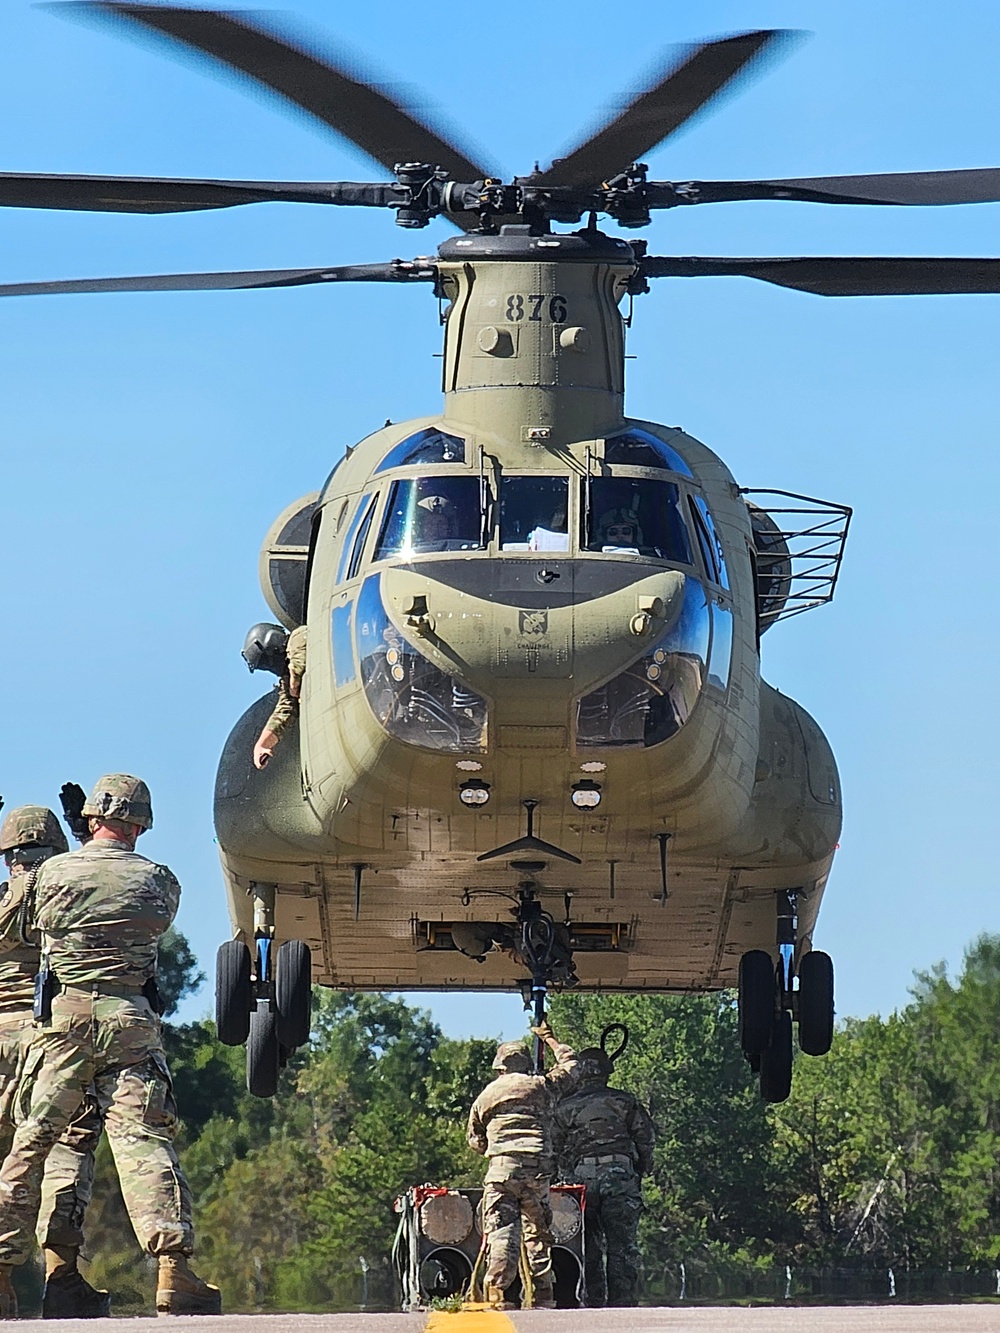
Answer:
345;496;378;582
604;429;694;476
373;476;484;560
374;427;466;474
585;478;692;564
499;476;570;552
336;492;375;583
689;495;730;590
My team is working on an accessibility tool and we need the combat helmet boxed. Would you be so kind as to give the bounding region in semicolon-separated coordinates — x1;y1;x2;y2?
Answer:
492;1041;532;1074
0;806;69;856
576;1047;614;1083
81;775;153;831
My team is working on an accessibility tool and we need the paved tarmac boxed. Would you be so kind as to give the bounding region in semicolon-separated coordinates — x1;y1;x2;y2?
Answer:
7;1308;1000;1331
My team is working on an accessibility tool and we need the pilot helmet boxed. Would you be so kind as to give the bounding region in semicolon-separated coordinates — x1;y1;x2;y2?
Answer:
242;622;290;676
598;507;644;547
415;494;457;537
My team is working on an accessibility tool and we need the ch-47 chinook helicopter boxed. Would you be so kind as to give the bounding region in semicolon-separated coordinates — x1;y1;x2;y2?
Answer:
8;6;1000;1103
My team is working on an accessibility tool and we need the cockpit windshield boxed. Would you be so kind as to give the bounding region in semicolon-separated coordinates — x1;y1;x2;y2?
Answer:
374;476;483;559
374;427;466;474
585;478;693;563
604;429;693;476
500;476;570;551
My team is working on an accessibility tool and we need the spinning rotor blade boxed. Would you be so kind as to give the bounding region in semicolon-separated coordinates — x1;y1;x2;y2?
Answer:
661;167;1000;208
535;30;790;189
0;260;436;298
642;255;1000;295
64;3;496;180
0;172;396;214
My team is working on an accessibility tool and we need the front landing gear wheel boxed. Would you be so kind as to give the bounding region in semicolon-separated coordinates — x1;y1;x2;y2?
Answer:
247;1000;279;1098
215;941;251;1046
275;940;312;1049
738;950;775;1059
798;950;835;1056
759;1010;793;1103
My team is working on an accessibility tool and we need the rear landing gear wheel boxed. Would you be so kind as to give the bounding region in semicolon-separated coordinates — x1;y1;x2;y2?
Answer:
215;941;251;1046
738;950;775;1059
798;950;835;1056
759;1010;793;1103
247;1000;280;1098
275;940;312;1049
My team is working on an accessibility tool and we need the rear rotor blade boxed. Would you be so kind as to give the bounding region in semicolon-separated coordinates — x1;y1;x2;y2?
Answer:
64;3;495;180
642;255;1000;295
0;172;397;214
0;260;436;298
659;167;1000;208
535;30;791;189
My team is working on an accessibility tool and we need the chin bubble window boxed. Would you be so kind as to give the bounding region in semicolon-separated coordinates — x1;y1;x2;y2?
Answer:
576;577;710;748
355;574;488;752
500;476;570;551
374;476;483;559
585;478;693;563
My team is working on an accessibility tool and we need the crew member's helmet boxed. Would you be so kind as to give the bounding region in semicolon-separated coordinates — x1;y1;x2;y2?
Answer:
81;775;153;831
242;622;289;676
597;507;644;546
0;806;69;856
415;494;457;537
492;1041;533;1074
576;1047;614;1083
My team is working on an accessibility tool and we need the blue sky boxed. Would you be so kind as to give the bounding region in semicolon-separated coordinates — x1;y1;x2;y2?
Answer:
3;0;1000;1040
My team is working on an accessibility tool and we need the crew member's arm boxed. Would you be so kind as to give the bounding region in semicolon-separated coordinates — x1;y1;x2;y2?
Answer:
627;1097;656;1176
254;627;308;769
0;875;32;952
531;1019;579;1088
467;1098;488;1156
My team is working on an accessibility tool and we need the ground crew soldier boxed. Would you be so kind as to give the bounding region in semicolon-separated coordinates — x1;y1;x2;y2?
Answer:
553;1046;656;1307
0;804;110;1319
467;1019;578;1311
0;775;221;1318
245;623;307;770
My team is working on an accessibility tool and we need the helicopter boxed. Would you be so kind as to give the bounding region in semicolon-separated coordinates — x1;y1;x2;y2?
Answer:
7;6;1000;1105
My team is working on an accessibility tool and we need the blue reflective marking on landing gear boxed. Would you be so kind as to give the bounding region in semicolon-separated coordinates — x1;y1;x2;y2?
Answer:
257;937;271;982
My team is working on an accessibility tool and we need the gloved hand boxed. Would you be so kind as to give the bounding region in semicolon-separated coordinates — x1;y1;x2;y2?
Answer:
531;1019;554;1042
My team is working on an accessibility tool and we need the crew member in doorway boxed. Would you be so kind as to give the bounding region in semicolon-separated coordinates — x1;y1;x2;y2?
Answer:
247;624;308;769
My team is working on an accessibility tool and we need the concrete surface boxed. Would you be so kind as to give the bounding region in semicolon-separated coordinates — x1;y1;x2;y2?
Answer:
7;1307;1000;1331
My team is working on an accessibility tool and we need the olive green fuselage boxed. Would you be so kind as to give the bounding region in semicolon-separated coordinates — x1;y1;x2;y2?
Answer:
215;231;841;992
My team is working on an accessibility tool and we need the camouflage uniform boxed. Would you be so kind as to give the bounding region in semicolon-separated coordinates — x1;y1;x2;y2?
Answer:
0;837;194;1265
467;1038;578;1304
553;1051;656;1307
262;624;308;742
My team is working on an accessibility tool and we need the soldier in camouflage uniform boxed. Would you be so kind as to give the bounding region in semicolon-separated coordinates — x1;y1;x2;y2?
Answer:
467;1019;578;1311
249;624;307;769
553;1046;656;1307
0;776;221;1318
0;804;111;1319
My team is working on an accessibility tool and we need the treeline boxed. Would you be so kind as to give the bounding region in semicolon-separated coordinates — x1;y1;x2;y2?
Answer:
79;932;1000;1312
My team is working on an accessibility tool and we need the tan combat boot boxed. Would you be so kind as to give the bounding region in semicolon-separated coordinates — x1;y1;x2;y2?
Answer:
0;1263;16;1320
155;1254;222;1316
42;1244;111;1319
483;1281;516;1311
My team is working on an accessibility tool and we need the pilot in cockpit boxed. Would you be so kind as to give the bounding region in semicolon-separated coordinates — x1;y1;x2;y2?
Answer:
597;507;643;554
412;493;458;549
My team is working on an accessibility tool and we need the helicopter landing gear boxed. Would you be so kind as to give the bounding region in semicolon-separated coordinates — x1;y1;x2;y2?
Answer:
737;891;835;1103
214;882;312;1096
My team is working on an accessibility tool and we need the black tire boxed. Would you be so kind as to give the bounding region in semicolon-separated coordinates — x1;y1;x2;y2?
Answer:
759;1010;793;1103
215;940;252;1046
738;950;776;1058
275;940;312;1049
798;950;835;1056
246;1000;280;1098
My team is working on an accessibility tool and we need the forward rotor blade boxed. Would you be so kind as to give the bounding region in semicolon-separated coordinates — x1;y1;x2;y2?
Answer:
0;260;436;298
535;30;791;189
64;3;495;180
0;172;397;214
642;255;1000;295
659;167;1000;208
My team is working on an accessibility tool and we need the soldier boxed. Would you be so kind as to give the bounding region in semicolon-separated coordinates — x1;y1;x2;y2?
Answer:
553;1046;655;1307
0;804;110;1319
0;775;221;1318
467;1019;578;1311
244;623;308;770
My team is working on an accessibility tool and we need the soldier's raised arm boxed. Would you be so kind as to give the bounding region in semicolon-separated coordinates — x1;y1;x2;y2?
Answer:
531;1018;578;1090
